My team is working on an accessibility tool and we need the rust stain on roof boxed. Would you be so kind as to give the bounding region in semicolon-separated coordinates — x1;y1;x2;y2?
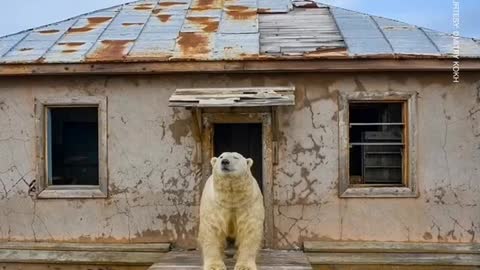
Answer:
68;17;112;33
158;2;187;7
191;0;222;9
134;3;154;10
88;39;134;60
187;17;219;32
58;42;86;47
62;49;78;53
178;32;210;56
257;8;271;13
38;29;60;34
157;14;172;22
122;22;145;26
225;5;256;20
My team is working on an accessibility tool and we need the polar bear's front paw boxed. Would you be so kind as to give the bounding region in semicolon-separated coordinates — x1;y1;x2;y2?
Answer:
204;263;227;270
234;263;257;270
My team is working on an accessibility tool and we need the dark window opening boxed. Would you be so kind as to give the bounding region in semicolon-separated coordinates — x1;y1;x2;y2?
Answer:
49;107;99;185
349;102;404;185
213;123;263;192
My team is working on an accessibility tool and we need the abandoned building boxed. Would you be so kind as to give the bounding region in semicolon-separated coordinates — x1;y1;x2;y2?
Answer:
0;0;479;269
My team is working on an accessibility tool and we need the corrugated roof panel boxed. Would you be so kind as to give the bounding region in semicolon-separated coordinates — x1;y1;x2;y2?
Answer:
258;0;291;13
259;7;345;56
219;2;258;34
213;33;259;59
42;41;94;63
181;9;222;33
86;39;135;61
373;16;439;56
173;32;215;59
0;32;28;57
2;19;77;63
329;7;393;56
422;28;480;58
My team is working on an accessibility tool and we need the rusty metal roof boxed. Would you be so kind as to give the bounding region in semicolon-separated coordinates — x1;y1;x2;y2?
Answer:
0;0;479;64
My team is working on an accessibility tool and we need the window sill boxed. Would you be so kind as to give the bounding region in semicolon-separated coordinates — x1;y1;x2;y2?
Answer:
37;186;107;199
339;186;418;198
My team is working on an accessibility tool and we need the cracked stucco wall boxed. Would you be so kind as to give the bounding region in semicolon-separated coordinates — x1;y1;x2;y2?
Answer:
0;72;479;249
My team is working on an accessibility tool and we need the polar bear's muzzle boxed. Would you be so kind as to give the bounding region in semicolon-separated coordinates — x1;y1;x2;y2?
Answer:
221;158;232;172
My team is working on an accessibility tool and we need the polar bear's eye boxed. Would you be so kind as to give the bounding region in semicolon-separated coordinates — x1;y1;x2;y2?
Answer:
220;155;224;159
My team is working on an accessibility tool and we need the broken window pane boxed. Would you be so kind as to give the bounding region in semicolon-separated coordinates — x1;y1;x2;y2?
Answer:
349;102;404;185
48;107;99;185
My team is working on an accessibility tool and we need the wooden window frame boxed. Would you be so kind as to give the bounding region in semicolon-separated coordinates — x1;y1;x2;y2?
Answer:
34;96;108;199
200;108;274;248
338;91;418;198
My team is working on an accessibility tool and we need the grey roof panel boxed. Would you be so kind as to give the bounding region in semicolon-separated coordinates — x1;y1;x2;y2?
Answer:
422;28;480;57
372;16;440;56
258;0;291;13
0;0;479;64
329;7;393;56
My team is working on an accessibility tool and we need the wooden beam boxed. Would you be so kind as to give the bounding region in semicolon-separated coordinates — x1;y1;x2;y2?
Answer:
0;59;479;76
0;242;170;265
304;241;480;266
304;241;480;254
148;250;312;270
306;253;480;266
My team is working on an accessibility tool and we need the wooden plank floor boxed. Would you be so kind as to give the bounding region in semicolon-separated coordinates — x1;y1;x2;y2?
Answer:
148;250;312;270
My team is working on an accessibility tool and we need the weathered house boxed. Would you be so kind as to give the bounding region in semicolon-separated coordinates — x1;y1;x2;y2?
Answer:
0;0;479;269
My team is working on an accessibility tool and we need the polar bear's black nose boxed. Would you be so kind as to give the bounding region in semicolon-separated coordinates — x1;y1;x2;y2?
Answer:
221;159;230;165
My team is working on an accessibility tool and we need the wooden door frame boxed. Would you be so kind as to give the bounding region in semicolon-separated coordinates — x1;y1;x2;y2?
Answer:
201;111;274;248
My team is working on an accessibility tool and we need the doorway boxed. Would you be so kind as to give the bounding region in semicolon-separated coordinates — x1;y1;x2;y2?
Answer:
201;112;274;247
213;123;263;192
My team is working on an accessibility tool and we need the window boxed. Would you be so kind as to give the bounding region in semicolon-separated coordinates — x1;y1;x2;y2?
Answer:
338;92;417;198
35;97;107;198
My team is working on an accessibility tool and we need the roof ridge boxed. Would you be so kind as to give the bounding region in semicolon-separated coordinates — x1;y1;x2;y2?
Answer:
0;0;143;39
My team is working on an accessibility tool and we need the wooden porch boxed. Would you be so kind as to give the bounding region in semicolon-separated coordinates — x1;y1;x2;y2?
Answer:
1;241;479;270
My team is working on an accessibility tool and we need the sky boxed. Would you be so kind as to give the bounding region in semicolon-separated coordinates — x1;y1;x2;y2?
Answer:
0;0;478;38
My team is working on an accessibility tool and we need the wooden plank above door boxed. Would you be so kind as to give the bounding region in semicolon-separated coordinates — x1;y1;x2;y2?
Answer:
168;86;295;107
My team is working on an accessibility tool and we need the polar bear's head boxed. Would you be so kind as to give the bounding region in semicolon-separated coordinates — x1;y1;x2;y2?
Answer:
211;152;253;178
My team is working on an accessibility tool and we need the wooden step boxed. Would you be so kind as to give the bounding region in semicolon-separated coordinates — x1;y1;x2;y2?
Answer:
148;250;312;270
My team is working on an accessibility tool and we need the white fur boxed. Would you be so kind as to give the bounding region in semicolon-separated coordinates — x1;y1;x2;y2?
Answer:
198;152;265;270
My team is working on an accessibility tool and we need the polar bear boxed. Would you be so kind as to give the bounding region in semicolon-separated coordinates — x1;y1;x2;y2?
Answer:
198;152;265;270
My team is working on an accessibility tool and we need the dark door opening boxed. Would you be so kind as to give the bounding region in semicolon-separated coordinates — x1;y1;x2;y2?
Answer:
213;123;263;192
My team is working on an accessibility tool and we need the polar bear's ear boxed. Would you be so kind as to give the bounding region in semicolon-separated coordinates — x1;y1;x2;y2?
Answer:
246;158;253;168
210;157;218;167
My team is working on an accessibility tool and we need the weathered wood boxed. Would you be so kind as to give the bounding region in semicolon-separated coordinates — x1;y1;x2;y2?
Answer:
1;59;479;76
148;250;312;270
306;252;480;266
0;242;170;265
312;265;480;270
304;241;480;254
0;242;170;252
169;86;295;108
0;263;149;270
